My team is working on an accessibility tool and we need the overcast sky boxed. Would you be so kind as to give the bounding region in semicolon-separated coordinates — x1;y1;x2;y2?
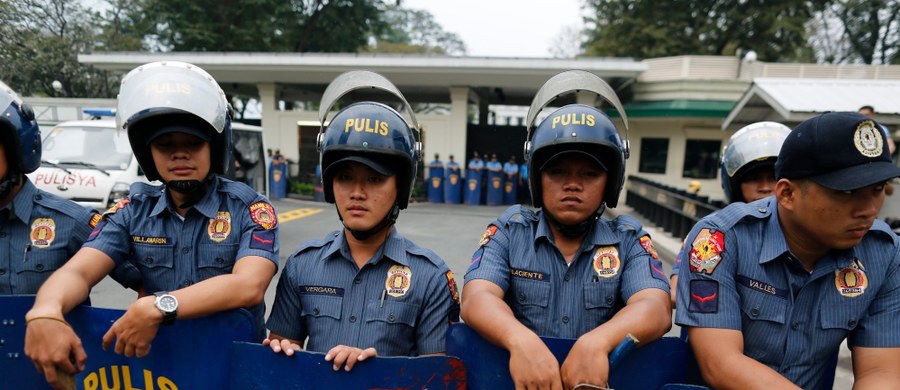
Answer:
402;0;585;58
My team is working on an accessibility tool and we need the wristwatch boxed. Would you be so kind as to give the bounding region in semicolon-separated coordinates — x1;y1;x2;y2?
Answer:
153;292;178;325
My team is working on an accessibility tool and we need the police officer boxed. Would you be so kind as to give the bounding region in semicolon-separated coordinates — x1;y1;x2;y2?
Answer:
0;81;99;295
670;121;791;304
265;71;459;372
503;154;519;204
24;62;279;388
676;112;900;389
462;71;671;389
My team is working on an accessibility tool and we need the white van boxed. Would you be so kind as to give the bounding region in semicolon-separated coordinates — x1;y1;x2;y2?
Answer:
28;115;267;211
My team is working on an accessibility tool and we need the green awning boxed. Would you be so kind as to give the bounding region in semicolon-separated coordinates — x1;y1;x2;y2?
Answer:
608;100;735;118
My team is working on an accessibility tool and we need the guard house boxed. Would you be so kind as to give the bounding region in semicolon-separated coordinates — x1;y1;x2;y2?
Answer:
56;53;900;203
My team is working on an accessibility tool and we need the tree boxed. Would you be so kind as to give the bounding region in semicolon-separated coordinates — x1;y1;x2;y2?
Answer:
582;0;814;62
807;0;900;64
364;5;467;55
0;0;124;97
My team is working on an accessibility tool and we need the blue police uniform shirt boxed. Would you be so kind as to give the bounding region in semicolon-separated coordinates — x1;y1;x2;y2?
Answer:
84;176;280;338
468;159;483;171
446;161;460;175
486;161;503;172
503;162;518;176
266;228;460;356
675;197;900;389
0;179;98;295
519;164;528;181
465;205;669;338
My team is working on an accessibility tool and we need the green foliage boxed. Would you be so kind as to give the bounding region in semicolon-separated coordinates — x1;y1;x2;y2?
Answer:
808;0;900;64
290;181;316;195
582;0;815;62
363;5;467;55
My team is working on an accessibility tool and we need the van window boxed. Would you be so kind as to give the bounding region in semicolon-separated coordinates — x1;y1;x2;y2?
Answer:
43;125;132;170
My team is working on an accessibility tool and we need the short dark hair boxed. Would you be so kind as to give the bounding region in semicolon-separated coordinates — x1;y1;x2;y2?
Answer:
859;105;875;113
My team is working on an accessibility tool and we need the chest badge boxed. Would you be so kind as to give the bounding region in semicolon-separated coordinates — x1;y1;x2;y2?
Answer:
30;218;57;248
835;259;868;298
689;228;725;275
592;246;620;279
208;211;232;242
385;265;412;298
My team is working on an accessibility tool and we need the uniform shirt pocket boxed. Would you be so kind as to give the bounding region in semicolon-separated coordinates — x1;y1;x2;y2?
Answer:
508;277;551;331
583;282;619;326
18;248;68;274
133;244;175;289
197;243;239;280
365;300;420;355
739;287;788;364
818;293;867;350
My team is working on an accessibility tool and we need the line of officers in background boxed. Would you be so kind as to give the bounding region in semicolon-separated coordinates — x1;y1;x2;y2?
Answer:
427;151;530;206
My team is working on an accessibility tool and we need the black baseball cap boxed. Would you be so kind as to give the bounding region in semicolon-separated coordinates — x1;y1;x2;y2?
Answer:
775;111;900;190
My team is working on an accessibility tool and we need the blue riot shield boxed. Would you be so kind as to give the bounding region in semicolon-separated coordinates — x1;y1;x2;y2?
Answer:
0;295;256;390
428;167;444;203
486;171;504;206
445;169;462;204
269;162;288;199
229;342;466;389
503;176;517;205
446;323;706;390
464;169;482;205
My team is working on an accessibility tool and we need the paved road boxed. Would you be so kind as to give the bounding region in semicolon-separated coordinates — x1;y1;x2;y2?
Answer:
88;198;852;389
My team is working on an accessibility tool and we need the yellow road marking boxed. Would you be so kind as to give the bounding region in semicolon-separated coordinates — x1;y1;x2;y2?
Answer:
277;208;324;223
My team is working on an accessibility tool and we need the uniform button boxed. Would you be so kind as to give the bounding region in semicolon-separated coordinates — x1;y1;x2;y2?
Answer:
35;264;44;271
353;277;362;285
757;208;767;213
180;280;191;288
145;256;153;264
215;257;225;264
606;296;614;305
518;292;526;302
0;269;6;275
349;315;357;323
564;274;570;281
388;314;396;323
562;316;570;323
181;247;191;254
791;322;801;331
847;319;857;328
750;308;760;317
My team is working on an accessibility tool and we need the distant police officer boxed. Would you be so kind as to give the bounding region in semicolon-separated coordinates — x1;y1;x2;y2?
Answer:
24;62;279;388
0;81;99;295
676;112;900;389
670;121;791;304
462;71;671;389
265;71;460;372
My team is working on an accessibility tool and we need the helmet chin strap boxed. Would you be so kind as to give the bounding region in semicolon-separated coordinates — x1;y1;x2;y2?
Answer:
545;204;606;239
0;171;21;200
165;177;211;209
338;203;400;241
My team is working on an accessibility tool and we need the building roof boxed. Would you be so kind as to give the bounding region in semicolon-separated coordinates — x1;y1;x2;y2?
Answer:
78;52;646;106
723;78;900;130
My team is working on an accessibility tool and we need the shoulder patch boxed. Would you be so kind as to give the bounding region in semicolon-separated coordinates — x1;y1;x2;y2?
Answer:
103;198;131;216
445;270;460;306
88;213;102;228
249;201;278;230
639;235;659;259
689;279;719;313
477;225;499;248
689;228;725;275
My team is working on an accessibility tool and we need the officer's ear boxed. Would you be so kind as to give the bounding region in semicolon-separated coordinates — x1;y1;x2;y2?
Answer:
775;178;801;211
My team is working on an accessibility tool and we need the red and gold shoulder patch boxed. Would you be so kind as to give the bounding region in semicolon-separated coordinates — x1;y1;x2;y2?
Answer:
249;202;277;230
445;270;460;305
689;229;725;275
88;213;102;228
639;235;659;260
477;225;498;247
103;198;130;216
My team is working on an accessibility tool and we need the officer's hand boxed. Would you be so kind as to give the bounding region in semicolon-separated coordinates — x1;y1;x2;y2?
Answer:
24;316;87;390
263;337;302;356
325;345;377;372
508;335;563;390
101;296;161;358
561;333;610;390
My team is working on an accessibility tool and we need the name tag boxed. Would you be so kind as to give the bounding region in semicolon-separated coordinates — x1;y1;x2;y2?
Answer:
510;268;547;281
736;275;787;299
299;285;345;297
131;236;170;245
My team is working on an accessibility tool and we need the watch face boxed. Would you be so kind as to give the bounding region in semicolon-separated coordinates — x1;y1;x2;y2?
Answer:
158;295;178;312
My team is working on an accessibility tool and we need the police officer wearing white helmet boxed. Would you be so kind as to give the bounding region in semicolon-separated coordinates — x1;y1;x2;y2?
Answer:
0;81;100;295
24;62;278;389
670;121;791;305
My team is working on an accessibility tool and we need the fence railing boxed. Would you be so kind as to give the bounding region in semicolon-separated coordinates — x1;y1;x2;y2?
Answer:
625;176;723;239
